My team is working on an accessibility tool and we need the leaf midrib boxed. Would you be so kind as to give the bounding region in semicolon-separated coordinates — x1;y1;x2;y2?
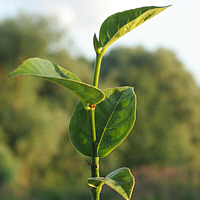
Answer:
97;90;127;153
102;7;166;50
103;11;143;49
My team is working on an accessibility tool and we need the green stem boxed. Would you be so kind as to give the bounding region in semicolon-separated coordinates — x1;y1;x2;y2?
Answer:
93;52;104;87
88;51;105;200
88;109;99;177
91;184;103;200
88;109;100;200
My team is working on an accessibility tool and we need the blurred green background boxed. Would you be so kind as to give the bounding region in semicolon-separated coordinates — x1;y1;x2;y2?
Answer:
0;14;200;200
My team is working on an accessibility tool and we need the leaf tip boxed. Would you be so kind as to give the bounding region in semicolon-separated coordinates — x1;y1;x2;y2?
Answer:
7;73;11;78
7;71;15;78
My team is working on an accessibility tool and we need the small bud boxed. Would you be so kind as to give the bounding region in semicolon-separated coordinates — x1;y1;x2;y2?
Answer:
91;104;96;109
93;33;101;53
86;160;92;166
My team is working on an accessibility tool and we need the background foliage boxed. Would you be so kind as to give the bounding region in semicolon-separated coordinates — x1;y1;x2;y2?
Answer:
0;14;199;199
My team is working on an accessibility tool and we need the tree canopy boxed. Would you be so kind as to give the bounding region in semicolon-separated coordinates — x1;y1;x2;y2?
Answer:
100;47;200;167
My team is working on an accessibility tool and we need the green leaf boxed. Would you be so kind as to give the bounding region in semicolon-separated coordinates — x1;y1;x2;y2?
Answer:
88;167;135;200
69;87;136;157
7;58;105;106
99;6;170;50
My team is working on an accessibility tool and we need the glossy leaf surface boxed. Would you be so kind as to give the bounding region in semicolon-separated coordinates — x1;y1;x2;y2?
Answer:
99;6;170;50
69;87;136;157
88;167;135;200
7;58;105;106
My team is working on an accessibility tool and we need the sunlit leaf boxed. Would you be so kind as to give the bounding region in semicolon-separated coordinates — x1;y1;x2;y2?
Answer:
99;6;170;50
69;87;136;157
7;58;105;106
88;167;135;200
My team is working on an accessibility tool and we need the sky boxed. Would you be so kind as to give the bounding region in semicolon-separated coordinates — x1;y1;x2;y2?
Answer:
0;0;200;85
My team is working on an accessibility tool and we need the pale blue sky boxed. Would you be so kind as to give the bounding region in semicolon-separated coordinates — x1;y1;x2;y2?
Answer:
0;0;199;85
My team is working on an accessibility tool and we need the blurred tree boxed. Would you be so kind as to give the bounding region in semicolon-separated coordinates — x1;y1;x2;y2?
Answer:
0;13;92;196
0;13;65;71
0;142;18;186
100;47;200;167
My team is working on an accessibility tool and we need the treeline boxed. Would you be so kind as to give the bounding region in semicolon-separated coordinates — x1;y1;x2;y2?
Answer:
0;14;200;200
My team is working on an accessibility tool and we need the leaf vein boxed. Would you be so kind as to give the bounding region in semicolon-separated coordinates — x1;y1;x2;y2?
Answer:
97;90;127;151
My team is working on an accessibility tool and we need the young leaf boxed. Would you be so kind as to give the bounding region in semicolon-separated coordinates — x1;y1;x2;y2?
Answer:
93;33;101;53
7;58;105;106
69;87;136;157
99;6;170;51
88;167;135;200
